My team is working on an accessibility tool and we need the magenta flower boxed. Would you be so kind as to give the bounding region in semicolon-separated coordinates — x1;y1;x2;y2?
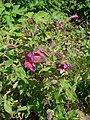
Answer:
24;52;35;72
33;49;45;64
68;14;78;21
73;14;78;21
34;49;44;57
58;21;62;29
24;49;45;71
57;62;71;72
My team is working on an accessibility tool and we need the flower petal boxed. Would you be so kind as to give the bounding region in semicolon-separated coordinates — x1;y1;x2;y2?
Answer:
34;49;44;57
24;52;34;62
24;60;35;71
58;21;62;29
57;62;71;71
27;52;34;62
34;56;45;64
73;14;78;21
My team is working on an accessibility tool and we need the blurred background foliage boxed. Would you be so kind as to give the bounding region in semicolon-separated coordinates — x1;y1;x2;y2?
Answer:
4;0;89;23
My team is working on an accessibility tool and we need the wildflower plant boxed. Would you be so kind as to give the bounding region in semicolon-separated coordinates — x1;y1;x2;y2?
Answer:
0;1;90;120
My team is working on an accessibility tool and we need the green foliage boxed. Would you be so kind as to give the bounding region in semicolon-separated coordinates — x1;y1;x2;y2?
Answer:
11;0;90;22
0;0;90;119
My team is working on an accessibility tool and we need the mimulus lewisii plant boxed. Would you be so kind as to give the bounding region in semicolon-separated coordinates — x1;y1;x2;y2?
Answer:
24;49;45;71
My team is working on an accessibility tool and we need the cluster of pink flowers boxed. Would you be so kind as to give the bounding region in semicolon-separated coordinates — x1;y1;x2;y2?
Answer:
24;49;71;73
23;14;78;73
24;49;45;72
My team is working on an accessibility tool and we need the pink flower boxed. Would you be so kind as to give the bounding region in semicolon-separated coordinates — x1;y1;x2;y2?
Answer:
73;14;78;21
58;21;62;29
24;49;45;71
24;52;35;72
33;49;45;64
68;14;78;21
57;62;71;72
34;49;44;57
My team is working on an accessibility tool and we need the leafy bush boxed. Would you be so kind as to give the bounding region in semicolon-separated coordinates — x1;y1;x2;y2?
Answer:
9;0;90;23
0;1;90;120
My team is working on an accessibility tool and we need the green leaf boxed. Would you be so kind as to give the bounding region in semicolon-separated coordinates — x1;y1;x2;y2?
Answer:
0;3;5;14
18;16;26;23
54;105;66;119
0;82;2;92
15;32;24;37
13;5;20;10
65;89;77;101
4;100;12;114
4;15;14;29
5;3;12;8
6;59;13;68
39;67;51;73
15;65;26;81
17;106;27;111
33;11;49;23
68;110;77;119
25;12;34;18
12;6;26;16
45;32;52;40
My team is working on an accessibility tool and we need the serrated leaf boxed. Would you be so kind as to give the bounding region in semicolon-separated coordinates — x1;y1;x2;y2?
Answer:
4;100;12;114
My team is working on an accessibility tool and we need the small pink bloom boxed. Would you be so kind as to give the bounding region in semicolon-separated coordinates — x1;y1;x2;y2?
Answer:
57;62;71;72
73;14;78;21
33;49;45;64
58;21;62;29
24;49;45;71
24;52;35;72
34;49;44;57
69;14;78;21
